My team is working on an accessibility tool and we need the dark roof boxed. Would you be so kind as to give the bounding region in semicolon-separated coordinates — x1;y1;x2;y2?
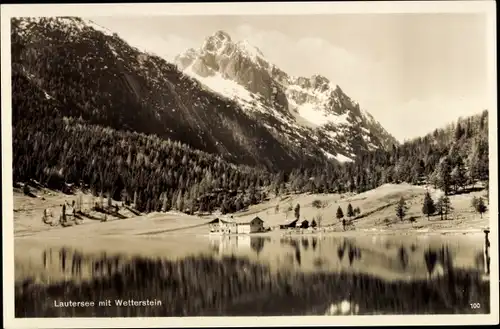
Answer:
208;218;220;224
284;219;298;226
252;216;263;222
208;218;236;225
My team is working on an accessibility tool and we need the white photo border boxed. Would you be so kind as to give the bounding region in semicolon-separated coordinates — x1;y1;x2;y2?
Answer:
1;1;498;328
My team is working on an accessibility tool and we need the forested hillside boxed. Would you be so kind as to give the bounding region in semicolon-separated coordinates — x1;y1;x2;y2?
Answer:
273;110;489;196
11;17;329;172
13;77;489;215
11;17;395;172
11;17;489;216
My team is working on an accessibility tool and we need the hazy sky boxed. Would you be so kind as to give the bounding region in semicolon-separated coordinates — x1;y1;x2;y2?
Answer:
90;14;490;142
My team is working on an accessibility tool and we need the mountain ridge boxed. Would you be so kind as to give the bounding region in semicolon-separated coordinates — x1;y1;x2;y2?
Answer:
175;30;398;161
12;17;396;172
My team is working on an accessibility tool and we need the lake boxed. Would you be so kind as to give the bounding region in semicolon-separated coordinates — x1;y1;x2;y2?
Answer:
14;232;490;317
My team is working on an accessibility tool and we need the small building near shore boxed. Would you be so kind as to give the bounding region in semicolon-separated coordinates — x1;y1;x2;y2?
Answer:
280;218;298;229
208;217;237;234
236;216;265;234
209;216;265;234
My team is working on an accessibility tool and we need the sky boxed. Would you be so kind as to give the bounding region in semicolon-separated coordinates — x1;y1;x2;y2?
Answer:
89;14;491;142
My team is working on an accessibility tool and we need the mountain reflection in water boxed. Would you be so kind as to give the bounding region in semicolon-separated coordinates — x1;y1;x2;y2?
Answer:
15;235;490;317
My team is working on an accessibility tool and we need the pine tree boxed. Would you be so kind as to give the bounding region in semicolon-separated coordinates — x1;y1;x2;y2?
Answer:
336;206;344;222
436;196;444;220
347;203;355;218
395;197;408;221
422;191;436;220
451;156;467;193
294;203;301;220
473;196;487;218
436;157;452;195
176;191;184;212
468;138;489;185
436;195;452;220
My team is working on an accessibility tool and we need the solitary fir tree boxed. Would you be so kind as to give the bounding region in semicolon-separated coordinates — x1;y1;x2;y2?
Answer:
336;206;344;222
294;203;301;220
422;191;436;220
396;197;408;221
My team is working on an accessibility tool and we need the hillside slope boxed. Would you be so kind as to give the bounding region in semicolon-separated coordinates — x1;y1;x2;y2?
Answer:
13;183;489;239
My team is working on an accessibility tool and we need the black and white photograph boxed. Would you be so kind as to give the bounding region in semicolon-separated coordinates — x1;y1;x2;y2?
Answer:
1;1;498;328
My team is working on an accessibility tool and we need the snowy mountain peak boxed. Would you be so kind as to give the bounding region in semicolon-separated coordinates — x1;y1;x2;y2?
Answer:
197;31;267;65
202;30;232;54
236;39;265;60
174;31;398;163
213;30;232;42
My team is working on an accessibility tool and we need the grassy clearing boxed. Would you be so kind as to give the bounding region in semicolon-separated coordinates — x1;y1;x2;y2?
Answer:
12;183;489;239
233;183;490;233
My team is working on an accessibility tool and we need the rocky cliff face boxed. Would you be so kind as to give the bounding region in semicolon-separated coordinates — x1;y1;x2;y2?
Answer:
175;31;398;162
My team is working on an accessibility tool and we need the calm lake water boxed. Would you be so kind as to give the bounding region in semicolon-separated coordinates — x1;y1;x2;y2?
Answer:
14;233;490;317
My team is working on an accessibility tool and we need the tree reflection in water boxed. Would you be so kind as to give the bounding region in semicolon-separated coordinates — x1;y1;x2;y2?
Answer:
17;236;490;317
312;237;318;251
250;237;270;256
337;240;361;266
399;247;409;270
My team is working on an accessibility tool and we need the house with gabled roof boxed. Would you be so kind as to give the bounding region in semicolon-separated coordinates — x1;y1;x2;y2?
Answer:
237;216;265;234
208;217;237;234
209;216;265;234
